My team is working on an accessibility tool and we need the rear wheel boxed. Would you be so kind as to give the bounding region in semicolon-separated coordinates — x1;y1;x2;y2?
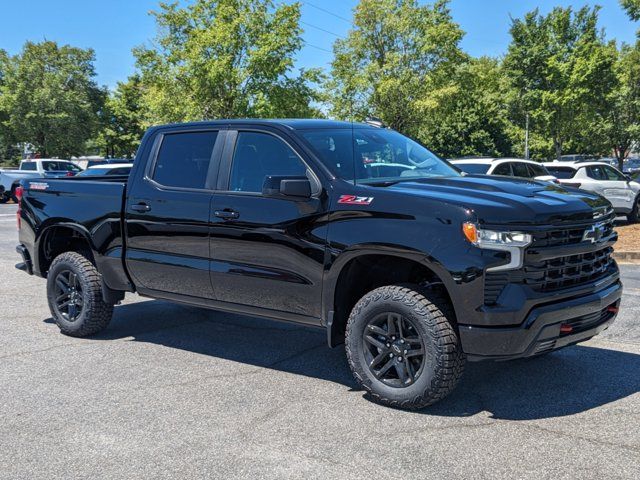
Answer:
345;285;465;410
46;252;114;337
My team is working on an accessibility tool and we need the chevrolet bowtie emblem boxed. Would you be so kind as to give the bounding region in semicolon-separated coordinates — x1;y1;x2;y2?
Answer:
582;223;606;244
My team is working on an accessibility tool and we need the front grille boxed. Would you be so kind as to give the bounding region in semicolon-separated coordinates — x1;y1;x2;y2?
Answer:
529;217;615;248
483;219;616;305
518;247;614;292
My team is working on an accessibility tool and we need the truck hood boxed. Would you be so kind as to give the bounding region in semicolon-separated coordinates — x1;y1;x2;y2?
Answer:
387;175;611;225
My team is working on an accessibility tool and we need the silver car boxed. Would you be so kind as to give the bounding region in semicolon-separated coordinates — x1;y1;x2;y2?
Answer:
545;161;640;222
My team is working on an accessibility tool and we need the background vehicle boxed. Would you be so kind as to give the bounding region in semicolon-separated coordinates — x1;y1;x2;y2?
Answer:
76;163;133;177
15;120;621;409
545;161;640;222
451;158;557;182
0;159;82;203
85;158;133;168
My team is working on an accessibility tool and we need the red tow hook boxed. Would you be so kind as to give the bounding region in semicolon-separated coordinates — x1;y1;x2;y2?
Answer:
607;305;619;314
559;324;573;334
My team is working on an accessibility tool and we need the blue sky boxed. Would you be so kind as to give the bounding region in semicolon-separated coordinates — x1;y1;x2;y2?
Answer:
0;0;636;89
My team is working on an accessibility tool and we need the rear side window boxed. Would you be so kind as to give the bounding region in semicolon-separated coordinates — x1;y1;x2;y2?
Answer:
229;132;307;193
20;162;37;171
152;131;218;189
546;167;576;179
492;163;511;176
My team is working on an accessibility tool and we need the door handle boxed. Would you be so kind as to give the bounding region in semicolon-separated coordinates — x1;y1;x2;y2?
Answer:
214;210;240;220
131;203;151;212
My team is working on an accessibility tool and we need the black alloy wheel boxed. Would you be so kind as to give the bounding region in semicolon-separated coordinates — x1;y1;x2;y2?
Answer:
363;312;425;387
52;270;84;322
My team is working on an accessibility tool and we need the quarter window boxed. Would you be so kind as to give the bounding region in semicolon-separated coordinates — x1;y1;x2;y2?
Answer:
229;132;307;193
152;131;218;189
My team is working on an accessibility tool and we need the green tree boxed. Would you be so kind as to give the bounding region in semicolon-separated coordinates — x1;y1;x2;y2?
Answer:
134;0;322;123
95;75;145;158
621;0;640;21
597;42;640;170
504;7;617;160
0;41;103;157
417;57;514;158
328;0;464;138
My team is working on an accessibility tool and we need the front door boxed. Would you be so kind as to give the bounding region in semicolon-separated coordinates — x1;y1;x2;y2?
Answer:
209;128;327;322
125;128;224;298
587;165;634;211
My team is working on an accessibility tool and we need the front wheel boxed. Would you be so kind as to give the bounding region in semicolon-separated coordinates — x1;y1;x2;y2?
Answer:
46;251;114;337
345;285;465;410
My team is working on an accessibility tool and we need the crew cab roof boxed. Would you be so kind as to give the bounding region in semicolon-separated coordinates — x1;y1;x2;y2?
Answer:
147;119;375;131
451;158;545;166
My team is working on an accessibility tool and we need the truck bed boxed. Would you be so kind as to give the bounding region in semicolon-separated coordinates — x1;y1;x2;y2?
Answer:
19;177;129;285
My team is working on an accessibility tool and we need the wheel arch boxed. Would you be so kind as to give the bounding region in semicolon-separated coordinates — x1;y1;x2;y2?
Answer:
323;246;457;347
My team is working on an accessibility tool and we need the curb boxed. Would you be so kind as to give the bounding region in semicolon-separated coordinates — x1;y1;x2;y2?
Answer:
613;251;640;263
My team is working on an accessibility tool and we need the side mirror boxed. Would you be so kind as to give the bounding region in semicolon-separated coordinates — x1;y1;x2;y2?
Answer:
262;175;312;199
625;175;632;182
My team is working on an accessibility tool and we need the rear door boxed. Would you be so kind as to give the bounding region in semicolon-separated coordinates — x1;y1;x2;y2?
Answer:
125;127;225;298
208;127;327;322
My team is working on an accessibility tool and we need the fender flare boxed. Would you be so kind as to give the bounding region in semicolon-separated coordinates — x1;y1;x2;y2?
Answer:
321;244;457;339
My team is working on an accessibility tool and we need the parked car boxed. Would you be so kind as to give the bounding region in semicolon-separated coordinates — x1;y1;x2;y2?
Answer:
0;159;82;203
15;120;621;409
545;161;640;222
451;158;557;182
85;158;133;168
76;163;133;177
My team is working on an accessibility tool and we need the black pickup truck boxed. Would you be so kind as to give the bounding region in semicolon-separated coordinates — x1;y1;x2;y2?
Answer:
15;120;622;409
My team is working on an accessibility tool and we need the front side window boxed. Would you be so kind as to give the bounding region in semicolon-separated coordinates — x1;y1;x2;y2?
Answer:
492;163;512;176
604;166;626;181
300;128;459;184
511;162;530;178
152;131;218;189
229;132;307;192
527;163;548;177
587;165;607;180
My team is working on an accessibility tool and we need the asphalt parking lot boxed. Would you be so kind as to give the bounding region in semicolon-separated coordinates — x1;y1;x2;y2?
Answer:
1;202;639;479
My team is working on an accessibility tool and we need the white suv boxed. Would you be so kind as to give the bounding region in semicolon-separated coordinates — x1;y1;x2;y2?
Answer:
545;161;640;222
451;158;557;182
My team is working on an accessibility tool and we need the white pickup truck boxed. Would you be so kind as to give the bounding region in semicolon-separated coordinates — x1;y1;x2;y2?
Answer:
0;159;82;203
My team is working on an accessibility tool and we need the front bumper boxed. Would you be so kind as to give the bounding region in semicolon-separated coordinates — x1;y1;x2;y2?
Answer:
459;280;622;361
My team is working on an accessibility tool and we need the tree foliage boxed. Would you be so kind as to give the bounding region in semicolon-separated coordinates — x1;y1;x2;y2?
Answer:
329;0;464;138
503;7;617;160
134;0;322;122
621;0;640;21
0;41;103;157
417;57;514;158
95;75;145;158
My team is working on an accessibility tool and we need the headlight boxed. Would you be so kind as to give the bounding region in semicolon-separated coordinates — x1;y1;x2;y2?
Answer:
462;222;532;271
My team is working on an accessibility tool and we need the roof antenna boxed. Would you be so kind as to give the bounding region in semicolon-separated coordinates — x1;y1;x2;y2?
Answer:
364;117;387;129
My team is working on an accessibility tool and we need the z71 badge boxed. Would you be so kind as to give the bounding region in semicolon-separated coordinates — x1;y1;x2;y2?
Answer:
338;195;374;206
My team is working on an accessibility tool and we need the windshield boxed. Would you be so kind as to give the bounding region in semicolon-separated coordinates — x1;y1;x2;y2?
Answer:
300;128;459;184
454;163;490;174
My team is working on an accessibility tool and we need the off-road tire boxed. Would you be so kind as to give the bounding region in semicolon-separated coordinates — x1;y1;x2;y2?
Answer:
46;251;114;337
345;285;465;409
